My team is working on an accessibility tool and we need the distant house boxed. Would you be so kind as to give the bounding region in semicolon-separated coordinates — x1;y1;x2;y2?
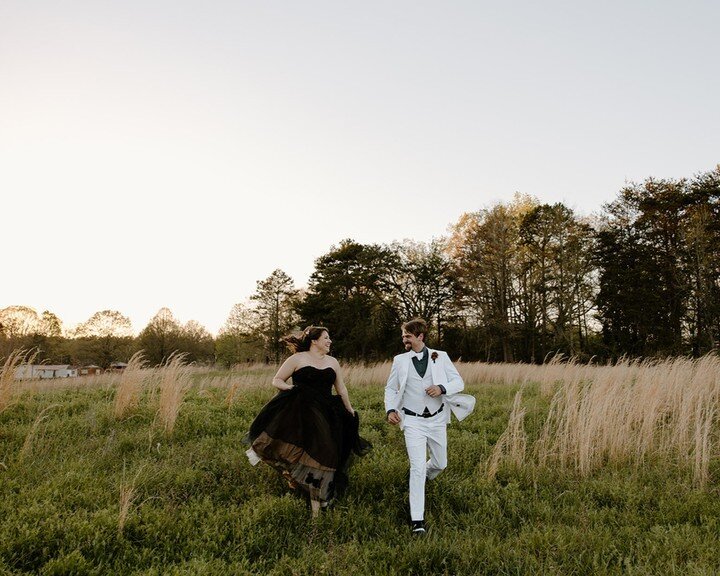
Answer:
14;365;78;380
79;365;103;376
108;362;128;372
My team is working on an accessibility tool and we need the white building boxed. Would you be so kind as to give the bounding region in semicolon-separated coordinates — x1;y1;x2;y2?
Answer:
14;364;78;380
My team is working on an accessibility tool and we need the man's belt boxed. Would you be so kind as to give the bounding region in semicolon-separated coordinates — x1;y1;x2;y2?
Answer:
402;404;444;418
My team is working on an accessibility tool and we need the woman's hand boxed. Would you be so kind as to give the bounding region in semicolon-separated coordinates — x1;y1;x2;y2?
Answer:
271;355;299;391
272;378;294;391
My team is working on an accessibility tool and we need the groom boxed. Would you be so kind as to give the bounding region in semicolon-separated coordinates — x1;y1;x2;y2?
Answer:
384;318;475;535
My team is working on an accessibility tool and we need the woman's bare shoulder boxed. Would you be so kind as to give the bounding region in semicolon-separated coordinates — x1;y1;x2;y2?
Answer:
277;353;304;371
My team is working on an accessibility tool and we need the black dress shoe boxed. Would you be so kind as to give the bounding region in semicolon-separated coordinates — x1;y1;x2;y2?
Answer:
410;520;426;535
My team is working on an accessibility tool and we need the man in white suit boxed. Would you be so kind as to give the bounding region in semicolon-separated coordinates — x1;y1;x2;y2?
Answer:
384;318;475;535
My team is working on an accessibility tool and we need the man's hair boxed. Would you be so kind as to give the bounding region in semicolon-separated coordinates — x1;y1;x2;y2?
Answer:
402;318;428;339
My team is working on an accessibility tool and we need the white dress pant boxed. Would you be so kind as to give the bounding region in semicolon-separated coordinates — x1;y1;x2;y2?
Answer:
403;413;447;521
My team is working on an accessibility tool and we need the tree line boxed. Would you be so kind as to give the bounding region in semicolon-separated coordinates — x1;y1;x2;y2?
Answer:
2;167;718;367
0;307;215;368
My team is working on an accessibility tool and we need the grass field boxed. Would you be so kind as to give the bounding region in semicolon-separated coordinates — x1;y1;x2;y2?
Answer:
1;360;720;575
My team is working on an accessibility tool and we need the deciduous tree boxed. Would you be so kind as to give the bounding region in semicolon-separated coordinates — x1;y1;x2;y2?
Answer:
0;305;41;357
72;310;134;367
298;240;397;360
216;302;264;367
178;320;215;364
251;270;299;364
447;198;534;361
596;178;689;356
519;203;596;359
38;311;63;338
137;308;183;366
381;239;458;345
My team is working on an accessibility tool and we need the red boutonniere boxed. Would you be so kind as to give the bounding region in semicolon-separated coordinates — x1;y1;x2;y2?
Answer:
431;351;438;363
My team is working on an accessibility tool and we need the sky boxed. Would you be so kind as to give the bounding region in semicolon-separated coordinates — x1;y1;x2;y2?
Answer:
1;0;718;336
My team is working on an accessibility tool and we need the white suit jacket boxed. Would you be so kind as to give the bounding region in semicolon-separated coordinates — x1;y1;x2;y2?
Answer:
384;348;475;428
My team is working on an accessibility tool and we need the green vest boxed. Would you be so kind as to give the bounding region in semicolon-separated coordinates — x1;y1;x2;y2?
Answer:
411;347;429;378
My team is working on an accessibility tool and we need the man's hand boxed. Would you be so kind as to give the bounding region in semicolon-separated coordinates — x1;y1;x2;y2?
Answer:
425;385;443;398
387;410;401;425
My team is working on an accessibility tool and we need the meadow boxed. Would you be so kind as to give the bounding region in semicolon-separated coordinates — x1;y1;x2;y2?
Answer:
1;354;720;575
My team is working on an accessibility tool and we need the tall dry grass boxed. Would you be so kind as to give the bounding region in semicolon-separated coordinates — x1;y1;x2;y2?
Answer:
113;351;148;419
118;464;145;536
486;391;527;479
489;355;720;487
0;349;36;412
221;367;274;405
18;404;59;462
341;361;392;388
7;347;718;488
459;353;587;394
154;352;193;435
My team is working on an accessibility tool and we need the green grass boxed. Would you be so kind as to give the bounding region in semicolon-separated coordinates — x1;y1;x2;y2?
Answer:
1;381;720;575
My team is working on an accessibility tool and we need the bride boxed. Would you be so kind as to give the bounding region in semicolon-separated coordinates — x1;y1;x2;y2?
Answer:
245;326;370;517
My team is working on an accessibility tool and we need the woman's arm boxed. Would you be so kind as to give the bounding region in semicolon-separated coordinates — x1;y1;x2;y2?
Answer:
331;358;354;414
272;354;299;391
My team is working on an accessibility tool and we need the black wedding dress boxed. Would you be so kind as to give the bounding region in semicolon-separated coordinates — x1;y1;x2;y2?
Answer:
245;366;371;504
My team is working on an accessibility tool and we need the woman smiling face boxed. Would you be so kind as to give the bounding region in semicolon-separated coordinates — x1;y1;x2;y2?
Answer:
310;330;332;355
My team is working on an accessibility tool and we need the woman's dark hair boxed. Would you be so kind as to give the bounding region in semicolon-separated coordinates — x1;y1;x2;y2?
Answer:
282;326;328;353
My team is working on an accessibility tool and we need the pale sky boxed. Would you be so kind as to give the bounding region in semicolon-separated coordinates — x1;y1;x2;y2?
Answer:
2;0;718;335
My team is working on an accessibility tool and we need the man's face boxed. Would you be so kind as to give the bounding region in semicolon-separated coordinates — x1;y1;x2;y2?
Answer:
402;329;424;352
